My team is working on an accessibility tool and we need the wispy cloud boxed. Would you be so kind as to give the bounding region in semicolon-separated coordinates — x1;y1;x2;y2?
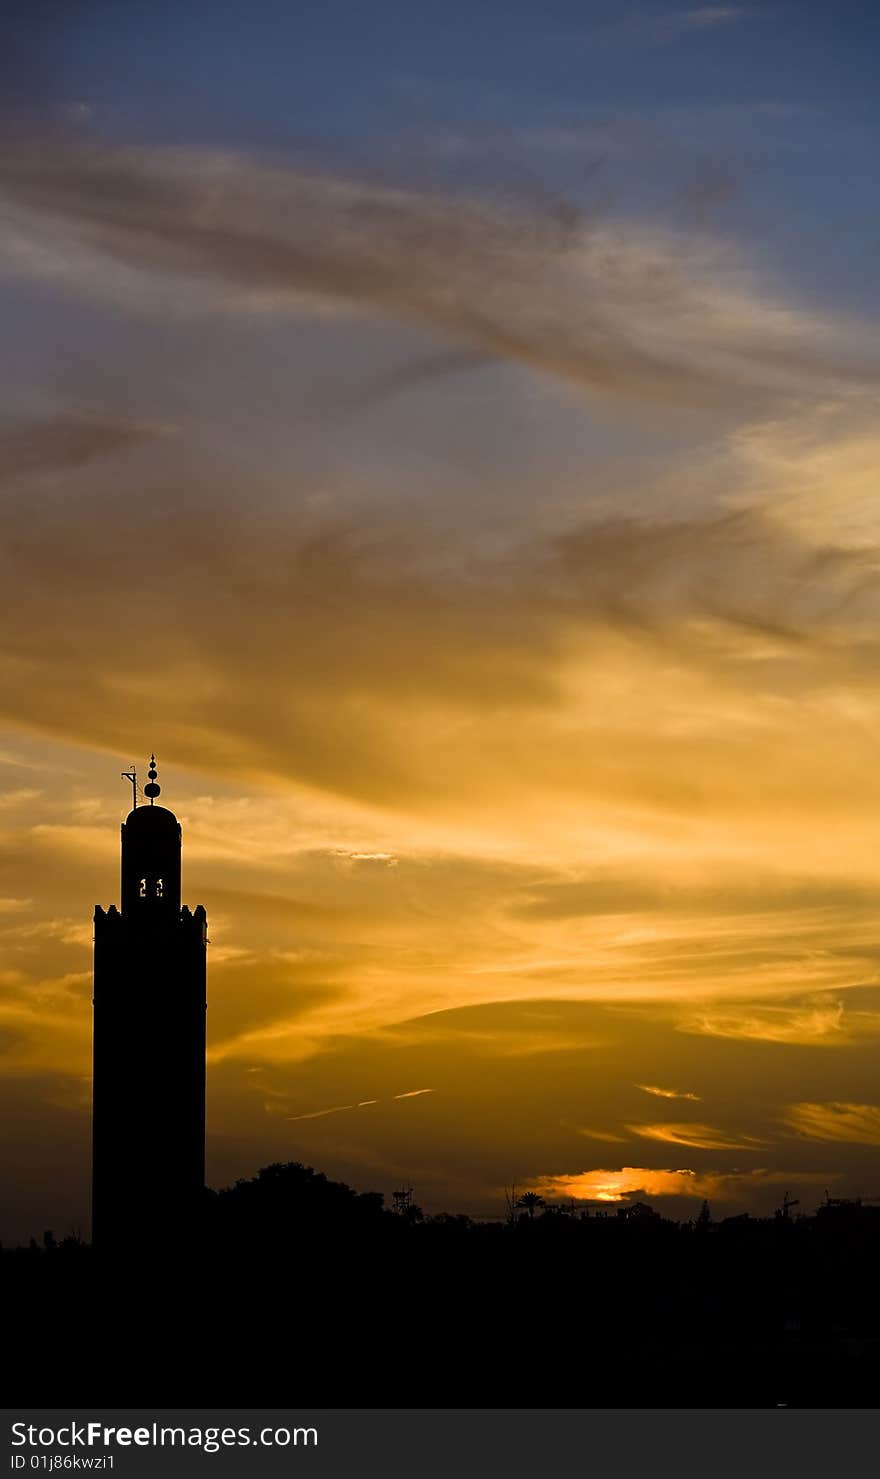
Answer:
682;999;847;1045
636;1083;701;1101
0;136;874;412
783;1101;880;1145
577;1126;628;1143
286;1103;357;1122
286;1089;434;1120
0;412;167;481
593;6;759;50
0;789;42;809
628;1120;767;1149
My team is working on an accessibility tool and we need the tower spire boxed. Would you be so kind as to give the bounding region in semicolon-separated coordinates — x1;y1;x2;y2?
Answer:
144;754;161;805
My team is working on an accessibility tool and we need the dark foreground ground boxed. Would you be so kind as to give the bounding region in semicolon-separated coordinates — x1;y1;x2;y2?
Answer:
5;1163;880;1407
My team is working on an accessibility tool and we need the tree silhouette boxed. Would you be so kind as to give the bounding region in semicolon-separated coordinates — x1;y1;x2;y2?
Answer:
7;1156;880;1409
515;1192;546;1220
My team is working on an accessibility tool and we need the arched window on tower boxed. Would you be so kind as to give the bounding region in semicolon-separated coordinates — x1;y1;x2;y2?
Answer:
156;878;164;898
139;878;147;898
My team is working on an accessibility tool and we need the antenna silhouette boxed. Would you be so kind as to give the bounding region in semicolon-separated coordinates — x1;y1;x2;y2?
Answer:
121;765;137;810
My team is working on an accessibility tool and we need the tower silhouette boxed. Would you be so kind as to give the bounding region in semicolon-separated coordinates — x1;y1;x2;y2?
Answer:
92;757;207;1248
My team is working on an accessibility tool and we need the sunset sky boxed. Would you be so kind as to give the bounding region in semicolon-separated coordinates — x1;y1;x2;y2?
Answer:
4;1;880;1241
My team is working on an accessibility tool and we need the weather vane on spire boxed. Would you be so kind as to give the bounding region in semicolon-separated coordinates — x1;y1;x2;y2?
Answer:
144;754;161;805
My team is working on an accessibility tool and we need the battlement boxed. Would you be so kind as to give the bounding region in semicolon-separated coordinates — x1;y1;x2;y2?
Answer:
95;902;206;931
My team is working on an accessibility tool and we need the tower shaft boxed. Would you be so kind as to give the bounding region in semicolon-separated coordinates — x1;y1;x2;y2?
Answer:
92;789;207;1249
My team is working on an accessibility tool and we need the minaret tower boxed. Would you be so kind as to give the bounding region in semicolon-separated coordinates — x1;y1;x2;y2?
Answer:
92;757;207;1248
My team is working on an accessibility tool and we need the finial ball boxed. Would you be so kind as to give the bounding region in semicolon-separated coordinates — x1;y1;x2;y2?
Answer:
144;782;161;799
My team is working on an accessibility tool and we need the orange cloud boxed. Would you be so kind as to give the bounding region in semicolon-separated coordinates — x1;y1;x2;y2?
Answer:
286;1089;433;1121
576;1127;628;1143
635;1083;701;1101
529;1167;829;1206
682;1000;847;1045
627;1121;766;1150
529;1168;707;1203
783;1101;880;1145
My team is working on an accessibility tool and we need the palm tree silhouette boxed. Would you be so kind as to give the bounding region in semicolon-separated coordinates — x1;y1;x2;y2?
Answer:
516;1192;546;1220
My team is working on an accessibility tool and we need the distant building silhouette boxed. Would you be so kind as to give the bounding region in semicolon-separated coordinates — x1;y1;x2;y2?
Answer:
92;757;207;1247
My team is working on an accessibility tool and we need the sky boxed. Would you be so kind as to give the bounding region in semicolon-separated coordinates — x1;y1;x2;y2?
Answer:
3;1;880;1240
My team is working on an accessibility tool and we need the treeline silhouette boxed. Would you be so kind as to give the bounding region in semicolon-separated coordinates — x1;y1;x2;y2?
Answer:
5;1162;880;1407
